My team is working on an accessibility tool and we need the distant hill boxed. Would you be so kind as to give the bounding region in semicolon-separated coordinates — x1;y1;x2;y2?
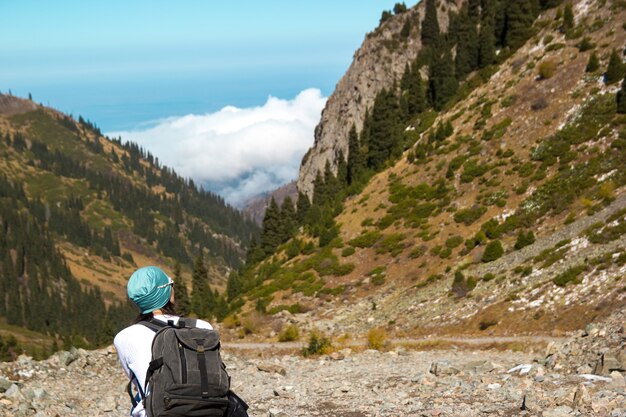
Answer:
242;181;298;224
224;0;626;341
0;95;259;352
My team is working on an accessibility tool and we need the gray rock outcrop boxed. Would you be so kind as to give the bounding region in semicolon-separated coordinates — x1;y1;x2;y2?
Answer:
297;1;461;197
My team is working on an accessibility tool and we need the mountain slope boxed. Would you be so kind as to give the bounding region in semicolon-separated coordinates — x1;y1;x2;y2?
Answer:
0;96;259;350
228;0;626;340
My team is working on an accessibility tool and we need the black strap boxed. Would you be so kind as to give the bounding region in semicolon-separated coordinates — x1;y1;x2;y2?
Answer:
127;380;137;408
139;318;167;333
127;371;145;408
196;340;209;397
139;317;197;331
144;357;164;393
179;343;188;384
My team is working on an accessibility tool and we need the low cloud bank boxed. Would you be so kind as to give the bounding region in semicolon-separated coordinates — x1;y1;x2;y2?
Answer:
108;88;326;206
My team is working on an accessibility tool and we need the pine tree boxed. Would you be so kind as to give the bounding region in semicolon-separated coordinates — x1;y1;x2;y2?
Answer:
617;78;626;114
586;52;600;73
347;125;365;185
454;7;479;78
280;196;297;241
428;46;458;110
172;262;190;315
312;171;327;207
482;240;504;262
190;255;212;319
394;2;407;14
226;271;243;301
421;0;440;46
336;150;348;188
562;3;574;32
401;62;426;116
260;198;282;256
367;88;402;169
502;0;537;50
213;294;229;321
296;192;311;225
323;160;340;200
605;49;625;85
244;237;265;266
468;0;481;20
478;0;497;67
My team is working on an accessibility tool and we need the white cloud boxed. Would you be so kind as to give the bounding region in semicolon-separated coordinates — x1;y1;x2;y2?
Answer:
107;88;326;206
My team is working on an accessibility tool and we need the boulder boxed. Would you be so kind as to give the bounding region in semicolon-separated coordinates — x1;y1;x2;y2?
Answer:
543;406;574;417
257;363;287;376
593;353;624;375
429;361;460;376
0;377;13;393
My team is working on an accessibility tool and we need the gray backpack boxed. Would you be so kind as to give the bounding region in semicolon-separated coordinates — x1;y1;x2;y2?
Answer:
136;318;231;417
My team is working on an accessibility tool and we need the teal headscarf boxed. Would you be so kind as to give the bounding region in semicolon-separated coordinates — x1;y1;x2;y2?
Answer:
127;266;173;314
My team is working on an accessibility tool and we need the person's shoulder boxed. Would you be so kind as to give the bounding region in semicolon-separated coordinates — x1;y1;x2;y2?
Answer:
114;323;151;347
193;318;213;330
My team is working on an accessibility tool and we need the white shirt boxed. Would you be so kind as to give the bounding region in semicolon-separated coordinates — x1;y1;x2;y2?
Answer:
114;315;213;417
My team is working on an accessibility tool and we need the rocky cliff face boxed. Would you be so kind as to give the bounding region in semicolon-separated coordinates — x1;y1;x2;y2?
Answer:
297;1;462;197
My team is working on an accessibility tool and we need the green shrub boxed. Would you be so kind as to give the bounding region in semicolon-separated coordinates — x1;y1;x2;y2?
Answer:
317;285;346;297
482;118;512;141
361;218;374;227
286;240;301;259
302;331;332;356
268;303;306;315
409;244;427;259
376;233;406;256
341;246;356;257
278;325;300;342
517;162;535;177
121;251;135;265
481;219;502;239
577;36;595;52
514;230;535;249
538;60;558;79
544;43;565;52
377;215;395;230
445;235;464;249
368;266;386;286
349;231;382;248
553;265;588;287
461;159;490;183
454;205;487;226
482;273;495;281
482;240;504;262
451;270;475;297
465;230;487;250
586;209;626;243
367;327;387;350
371;275;385;286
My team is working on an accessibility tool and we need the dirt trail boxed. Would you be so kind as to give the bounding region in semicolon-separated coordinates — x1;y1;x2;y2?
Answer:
223;335;566;351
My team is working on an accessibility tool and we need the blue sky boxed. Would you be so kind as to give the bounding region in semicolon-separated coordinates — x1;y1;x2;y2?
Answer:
0;1;413;204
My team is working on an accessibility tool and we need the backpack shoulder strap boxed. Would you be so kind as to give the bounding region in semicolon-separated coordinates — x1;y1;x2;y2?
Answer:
127;370;145;408
138;318;168;333
178;318;197;328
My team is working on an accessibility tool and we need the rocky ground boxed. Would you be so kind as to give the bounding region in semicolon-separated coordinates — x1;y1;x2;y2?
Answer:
1;310;625;417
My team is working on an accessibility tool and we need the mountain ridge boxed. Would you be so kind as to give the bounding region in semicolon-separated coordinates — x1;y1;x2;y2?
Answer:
0;95;259;350
226;0;626;343
297;0;461;197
